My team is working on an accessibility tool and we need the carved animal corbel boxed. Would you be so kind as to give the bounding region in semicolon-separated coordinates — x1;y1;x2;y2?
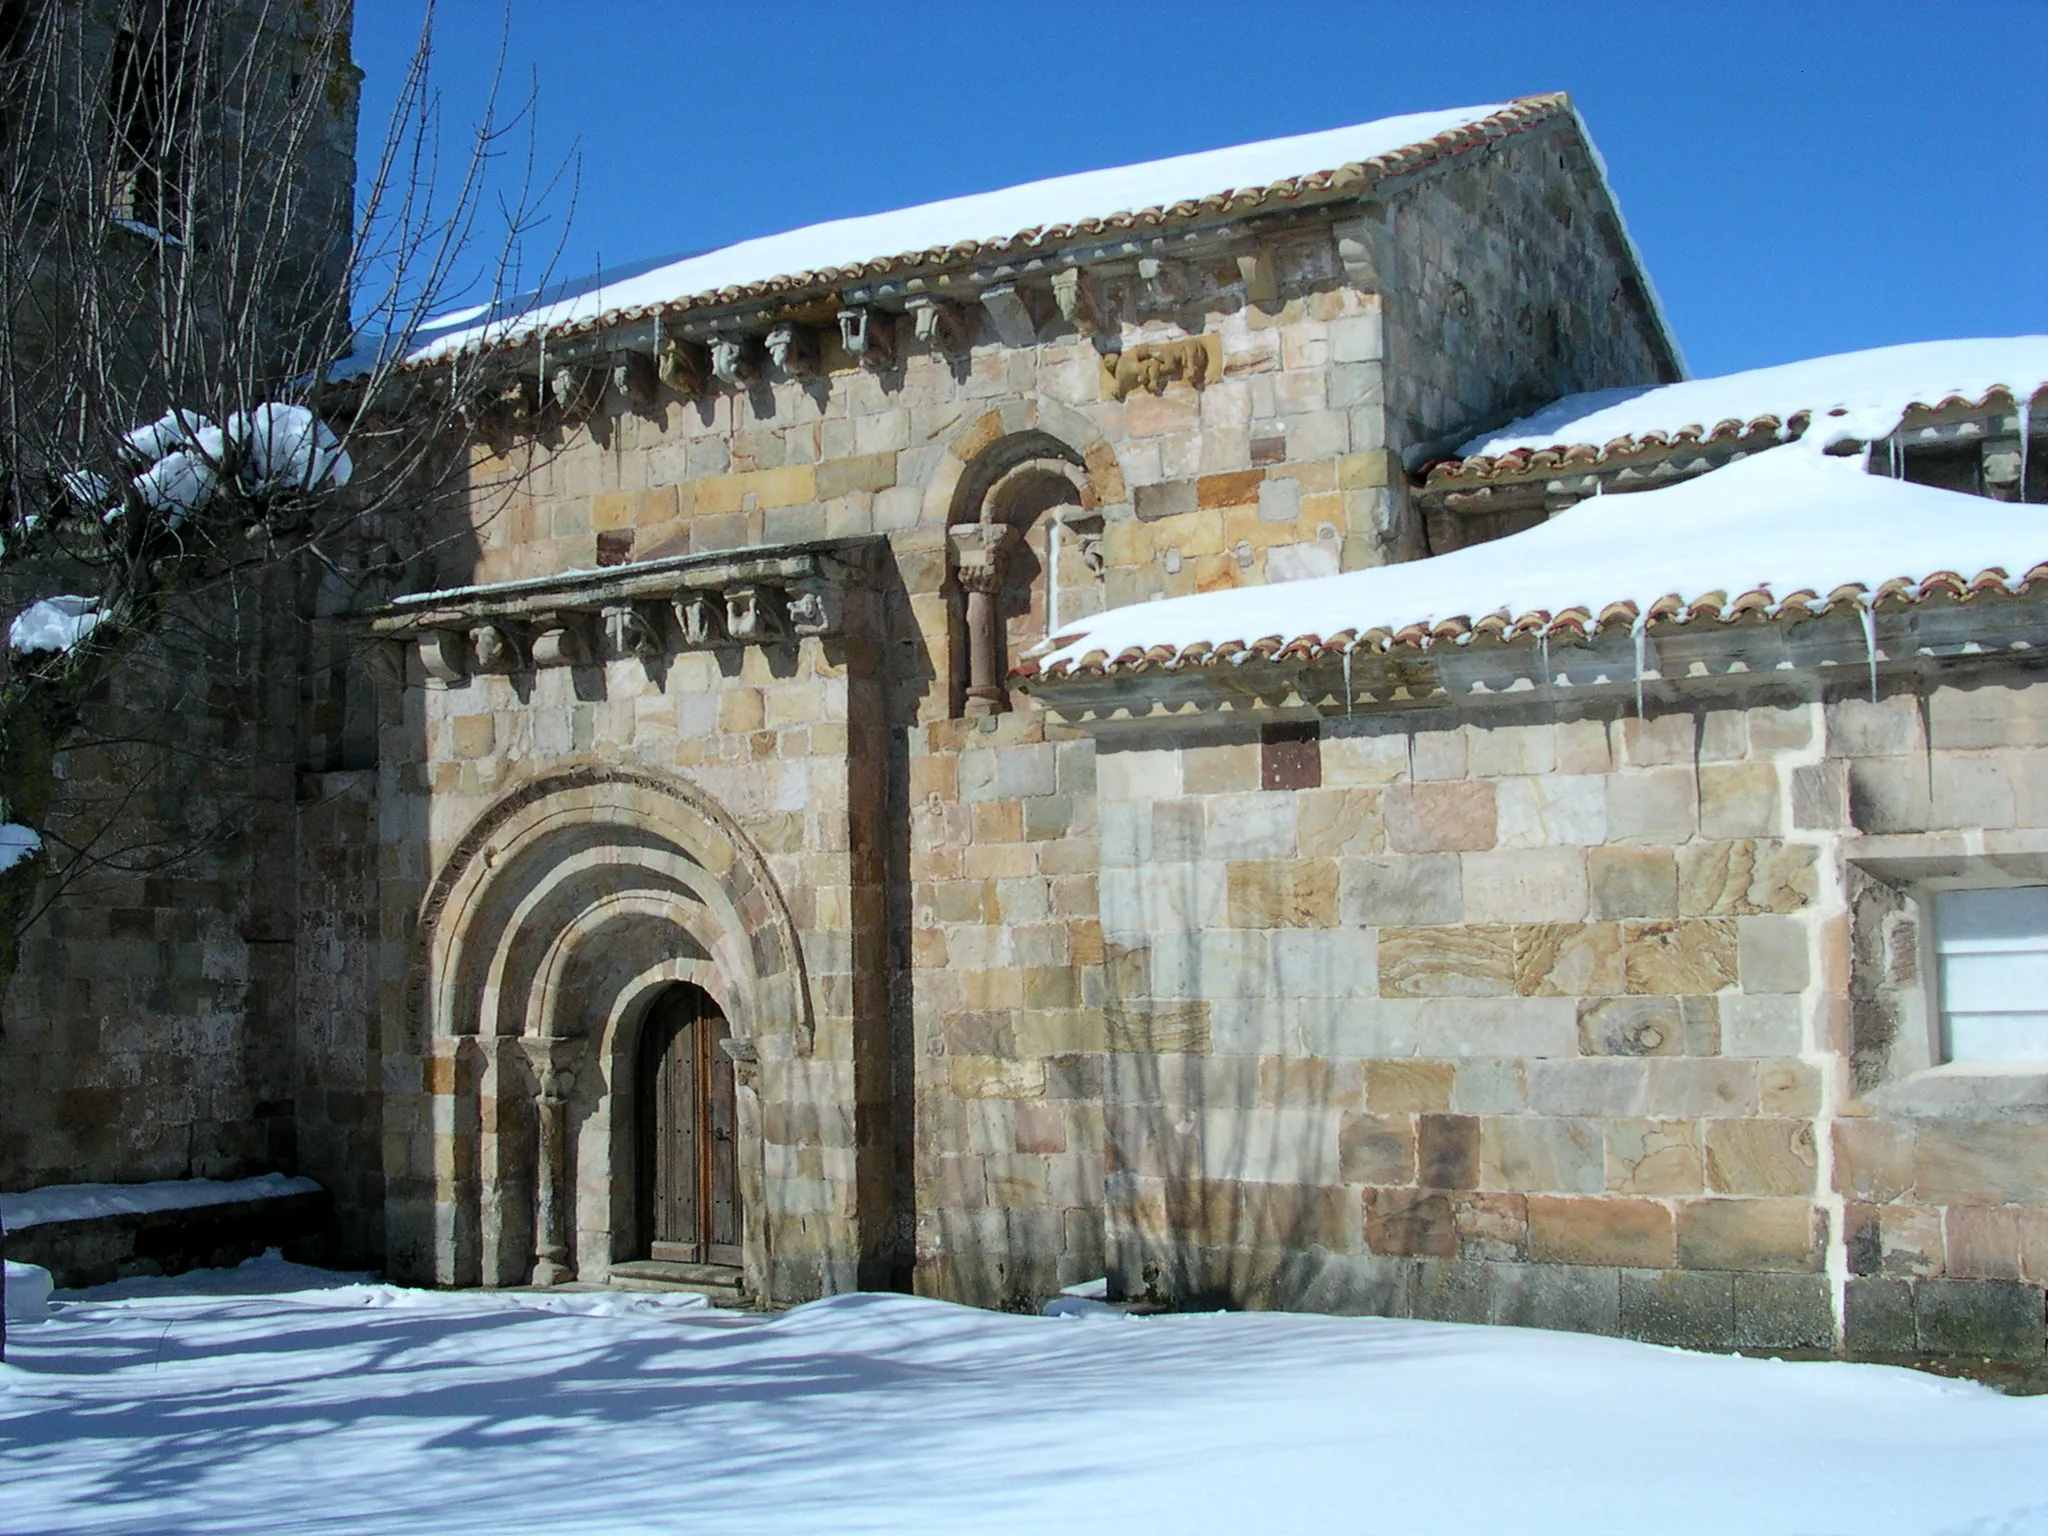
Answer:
837;306;896;370
469;623;521;673
611;350;661;410
723;585;784;643
602;603;662;660
906;295;973;353
659;336;708;396
764;322;817;379
673;593;725;647
1098;333;1225;400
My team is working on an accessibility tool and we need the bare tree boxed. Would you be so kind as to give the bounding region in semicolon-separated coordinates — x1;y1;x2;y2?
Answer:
0;0;569;1351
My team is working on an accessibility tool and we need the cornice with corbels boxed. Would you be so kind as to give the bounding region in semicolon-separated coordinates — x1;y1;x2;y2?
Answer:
360;538;877;690
445;206;1341;443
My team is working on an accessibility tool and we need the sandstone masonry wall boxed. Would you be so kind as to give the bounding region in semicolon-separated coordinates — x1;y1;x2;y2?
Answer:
1089;677;2048;1362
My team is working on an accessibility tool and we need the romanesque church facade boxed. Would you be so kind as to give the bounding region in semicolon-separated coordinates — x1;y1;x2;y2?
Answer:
11;83;2048;1366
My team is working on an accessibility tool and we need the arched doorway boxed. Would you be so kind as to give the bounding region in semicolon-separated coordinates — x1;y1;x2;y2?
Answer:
635;984;740;1267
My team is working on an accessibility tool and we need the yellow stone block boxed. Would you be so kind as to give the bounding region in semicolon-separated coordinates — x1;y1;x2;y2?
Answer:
1339;450;1398;489
752;464;817;509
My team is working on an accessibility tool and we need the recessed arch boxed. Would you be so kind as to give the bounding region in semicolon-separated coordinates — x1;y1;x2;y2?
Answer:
399;765;811;1298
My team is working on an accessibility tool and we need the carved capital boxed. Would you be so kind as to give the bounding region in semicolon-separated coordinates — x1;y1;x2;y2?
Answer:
948;521;1016;595
837;306;896;370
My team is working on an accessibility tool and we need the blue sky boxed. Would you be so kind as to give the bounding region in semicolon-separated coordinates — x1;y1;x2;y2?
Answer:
352;1;2045;380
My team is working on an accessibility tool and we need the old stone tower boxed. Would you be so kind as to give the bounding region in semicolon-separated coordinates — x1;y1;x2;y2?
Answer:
0;0;370;1246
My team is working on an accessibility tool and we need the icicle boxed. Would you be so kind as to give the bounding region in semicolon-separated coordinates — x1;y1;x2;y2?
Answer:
1341;645;1354;715
1631;611;1648;720
1538;628;1551;688
2021;393;2034;501
1860;601;1879;703
538;326;548;403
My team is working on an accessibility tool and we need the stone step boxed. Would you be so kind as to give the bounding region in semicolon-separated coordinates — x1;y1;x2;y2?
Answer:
606;1259;746;1305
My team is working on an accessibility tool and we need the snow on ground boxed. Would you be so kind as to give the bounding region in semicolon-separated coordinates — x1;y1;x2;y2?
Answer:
1462;336;2048;457
1032;437;2048;672
2;1256;2044;1535
0;1174;323;1231
399;104;1507;361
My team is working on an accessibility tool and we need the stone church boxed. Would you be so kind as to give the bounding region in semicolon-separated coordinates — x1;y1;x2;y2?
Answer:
9;66;2048;1368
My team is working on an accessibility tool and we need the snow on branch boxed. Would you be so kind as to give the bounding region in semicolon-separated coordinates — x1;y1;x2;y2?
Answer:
8;596;101;655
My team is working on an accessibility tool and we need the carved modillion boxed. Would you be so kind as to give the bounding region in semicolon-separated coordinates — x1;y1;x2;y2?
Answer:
611;350;661;410
550;364;606;423
907;295;973;353
978;284;1038;349
724;585;783;643
529;615;588;668
673;593;725;647
659;336;707;396
1051;268;1106;335
602;603;662;660
837;306;896;370
470;623;520;673
418;628;468;687
764;322;817;379
786;576;841;638
708;334;750;384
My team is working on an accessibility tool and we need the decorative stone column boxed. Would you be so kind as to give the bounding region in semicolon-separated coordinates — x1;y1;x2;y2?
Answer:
520;1036;579;1287
949;522;1016;717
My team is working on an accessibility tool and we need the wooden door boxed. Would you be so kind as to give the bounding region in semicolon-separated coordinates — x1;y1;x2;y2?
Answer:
636;986;740;1266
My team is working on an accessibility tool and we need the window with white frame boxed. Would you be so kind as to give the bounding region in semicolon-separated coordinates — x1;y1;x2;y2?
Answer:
1932;886;2048;1062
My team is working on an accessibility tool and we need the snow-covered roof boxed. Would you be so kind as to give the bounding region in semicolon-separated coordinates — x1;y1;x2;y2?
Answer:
402;96;1572;364
1023;438;2048;682
1447;337;2048;473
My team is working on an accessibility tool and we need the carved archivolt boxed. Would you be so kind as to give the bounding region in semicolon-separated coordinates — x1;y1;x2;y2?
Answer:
404;766;814;1296
1098;333;1225;399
